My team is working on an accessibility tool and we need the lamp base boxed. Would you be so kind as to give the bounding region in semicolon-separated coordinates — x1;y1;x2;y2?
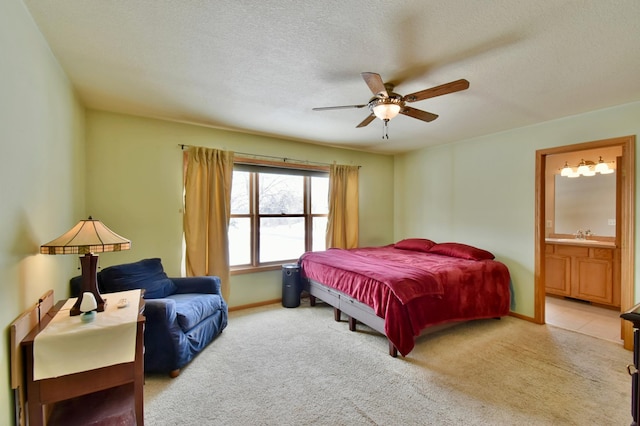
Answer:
70;253;106;316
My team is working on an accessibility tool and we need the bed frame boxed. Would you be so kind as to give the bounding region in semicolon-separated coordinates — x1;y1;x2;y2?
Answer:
307;277;491;357
307;278;398;355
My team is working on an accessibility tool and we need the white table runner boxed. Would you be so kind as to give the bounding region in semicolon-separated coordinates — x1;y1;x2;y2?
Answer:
33;289;140;380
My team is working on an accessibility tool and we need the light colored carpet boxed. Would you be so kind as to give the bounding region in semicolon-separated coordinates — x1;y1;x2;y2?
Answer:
144;298;632;425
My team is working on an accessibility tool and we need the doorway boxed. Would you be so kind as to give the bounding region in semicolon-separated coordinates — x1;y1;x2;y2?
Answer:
535;135;635;349
545;296;623;343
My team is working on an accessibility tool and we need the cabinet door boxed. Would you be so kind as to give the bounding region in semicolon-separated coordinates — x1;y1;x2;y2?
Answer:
545;254;571;296
575;256;613;304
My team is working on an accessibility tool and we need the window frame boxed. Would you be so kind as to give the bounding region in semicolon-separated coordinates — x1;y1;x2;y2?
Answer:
230;157;329;274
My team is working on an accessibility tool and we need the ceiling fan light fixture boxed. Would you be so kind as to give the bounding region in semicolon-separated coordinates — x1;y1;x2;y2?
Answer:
313;73;468;128
371;99;402;121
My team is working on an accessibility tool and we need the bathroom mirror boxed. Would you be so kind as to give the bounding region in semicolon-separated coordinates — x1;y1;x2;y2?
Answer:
554;172;616;236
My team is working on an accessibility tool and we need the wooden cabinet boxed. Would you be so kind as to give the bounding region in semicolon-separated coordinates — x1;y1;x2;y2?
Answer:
545;246;571;296
545;243;620;307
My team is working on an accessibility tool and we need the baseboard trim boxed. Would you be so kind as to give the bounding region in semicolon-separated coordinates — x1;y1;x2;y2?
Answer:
229;298;282;312
509;311;538;324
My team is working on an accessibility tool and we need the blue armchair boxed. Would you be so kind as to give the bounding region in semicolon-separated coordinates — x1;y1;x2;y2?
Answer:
71;258;228;377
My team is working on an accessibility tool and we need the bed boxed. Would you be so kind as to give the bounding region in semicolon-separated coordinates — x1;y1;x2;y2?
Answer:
299;239;511;357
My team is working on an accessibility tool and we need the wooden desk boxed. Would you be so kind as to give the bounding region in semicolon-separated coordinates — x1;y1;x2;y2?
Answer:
21;295;145;426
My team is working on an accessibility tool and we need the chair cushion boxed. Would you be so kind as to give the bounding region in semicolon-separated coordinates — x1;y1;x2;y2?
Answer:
169;293;223;332
100;258;177;299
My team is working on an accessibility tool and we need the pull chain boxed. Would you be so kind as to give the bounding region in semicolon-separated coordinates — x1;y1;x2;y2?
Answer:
382;119;389;139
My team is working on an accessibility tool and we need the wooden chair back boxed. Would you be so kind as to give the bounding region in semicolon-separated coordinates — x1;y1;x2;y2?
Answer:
10;290;55;426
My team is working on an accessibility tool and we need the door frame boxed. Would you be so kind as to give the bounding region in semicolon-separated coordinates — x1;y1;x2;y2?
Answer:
535;135;635;349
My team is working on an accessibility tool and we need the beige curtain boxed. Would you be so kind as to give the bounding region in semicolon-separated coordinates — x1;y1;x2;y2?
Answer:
326;164;359;249
183;146;234;301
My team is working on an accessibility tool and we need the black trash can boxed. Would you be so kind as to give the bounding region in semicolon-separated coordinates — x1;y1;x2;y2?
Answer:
282;263;301;308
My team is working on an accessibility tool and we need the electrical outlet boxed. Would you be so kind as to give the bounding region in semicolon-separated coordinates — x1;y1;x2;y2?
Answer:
608;219;616;226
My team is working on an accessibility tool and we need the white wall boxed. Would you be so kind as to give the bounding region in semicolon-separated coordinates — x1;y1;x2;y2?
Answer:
85;111;395;308
394;101;640;317
0;1;86;423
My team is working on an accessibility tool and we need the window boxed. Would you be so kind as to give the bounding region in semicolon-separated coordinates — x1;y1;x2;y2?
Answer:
229;161;329;269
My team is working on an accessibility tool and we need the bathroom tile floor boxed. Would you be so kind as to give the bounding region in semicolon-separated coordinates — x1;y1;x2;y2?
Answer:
546;296;623;344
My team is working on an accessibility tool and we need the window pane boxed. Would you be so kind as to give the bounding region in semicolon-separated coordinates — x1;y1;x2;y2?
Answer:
231;171;250;214
312;217;327;252
311;176;329;214
259;174;303;214
229;217;251;265
259;217;305;262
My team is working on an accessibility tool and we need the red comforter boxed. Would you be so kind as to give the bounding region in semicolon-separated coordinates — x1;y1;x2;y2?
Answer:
300;245;511;356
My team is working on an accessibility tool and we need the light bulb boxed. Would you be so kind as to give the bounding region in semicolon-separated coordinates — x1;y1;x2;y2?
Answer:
595;157;611;174
576;159;590;175
560;162;573;177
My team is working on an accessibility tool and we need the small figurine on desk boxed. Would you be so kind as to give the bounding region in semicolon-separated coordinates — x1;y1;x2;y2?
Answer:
79;292;98;322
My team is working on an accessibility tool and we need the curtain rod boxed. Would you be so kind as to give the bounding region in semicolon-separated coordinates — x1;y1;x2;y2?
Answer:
178;144;359;168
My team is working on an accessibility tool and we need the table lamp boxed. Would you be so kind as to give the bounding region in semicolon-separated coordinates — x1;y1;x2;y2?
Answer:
40;217;131;316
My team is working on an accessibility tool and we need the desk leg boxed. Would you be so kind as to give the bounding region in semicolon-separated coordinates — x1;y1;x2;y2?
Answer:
631;328;640;426
25;350;45;426
134;320;145;425
27;400;45;426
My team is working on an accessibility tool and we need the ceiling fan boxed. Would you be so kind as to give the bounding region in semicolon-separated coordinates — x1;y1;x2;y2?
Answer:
313;72;469;137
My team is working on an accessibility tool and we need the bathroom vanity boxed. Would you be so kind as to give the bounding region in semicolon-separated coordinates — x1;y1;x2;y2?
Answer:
545;238;620;308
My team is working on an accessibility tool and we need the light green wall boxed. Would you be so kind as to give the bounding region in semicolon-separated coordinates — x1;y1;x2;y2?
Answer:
85;111;395;307
4;1;639;421
394;101;640;317
1;0;86;423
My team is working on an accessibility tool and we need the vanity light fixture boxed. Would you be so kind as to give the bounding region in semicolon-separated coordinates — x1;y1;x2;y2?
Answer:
560;161;578;177
577;159;596;177
595;156;614;174
560;157;614;178
560;161;572;177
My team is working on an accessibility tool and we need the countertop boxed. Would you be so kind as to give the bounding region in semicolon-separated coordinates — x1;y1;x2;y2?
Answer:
545;238;616;248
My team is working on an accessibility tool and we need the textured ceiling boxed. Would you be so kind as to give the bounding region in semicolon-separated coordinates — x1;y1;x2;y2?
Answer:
23;0;640;154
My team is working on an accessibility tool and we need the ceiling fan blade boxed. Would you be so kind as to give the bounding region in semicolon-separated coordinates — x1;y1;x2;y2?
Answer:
356;114;376;128
403;79;470;103
312;104;367;111
400;106;439;122
361;72;388;98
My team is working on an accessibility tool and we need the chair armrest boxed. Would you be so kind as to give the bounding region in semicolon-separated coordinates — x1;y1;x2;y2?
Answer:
170;276;222;295
142;298;186;373
144;298;177;329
